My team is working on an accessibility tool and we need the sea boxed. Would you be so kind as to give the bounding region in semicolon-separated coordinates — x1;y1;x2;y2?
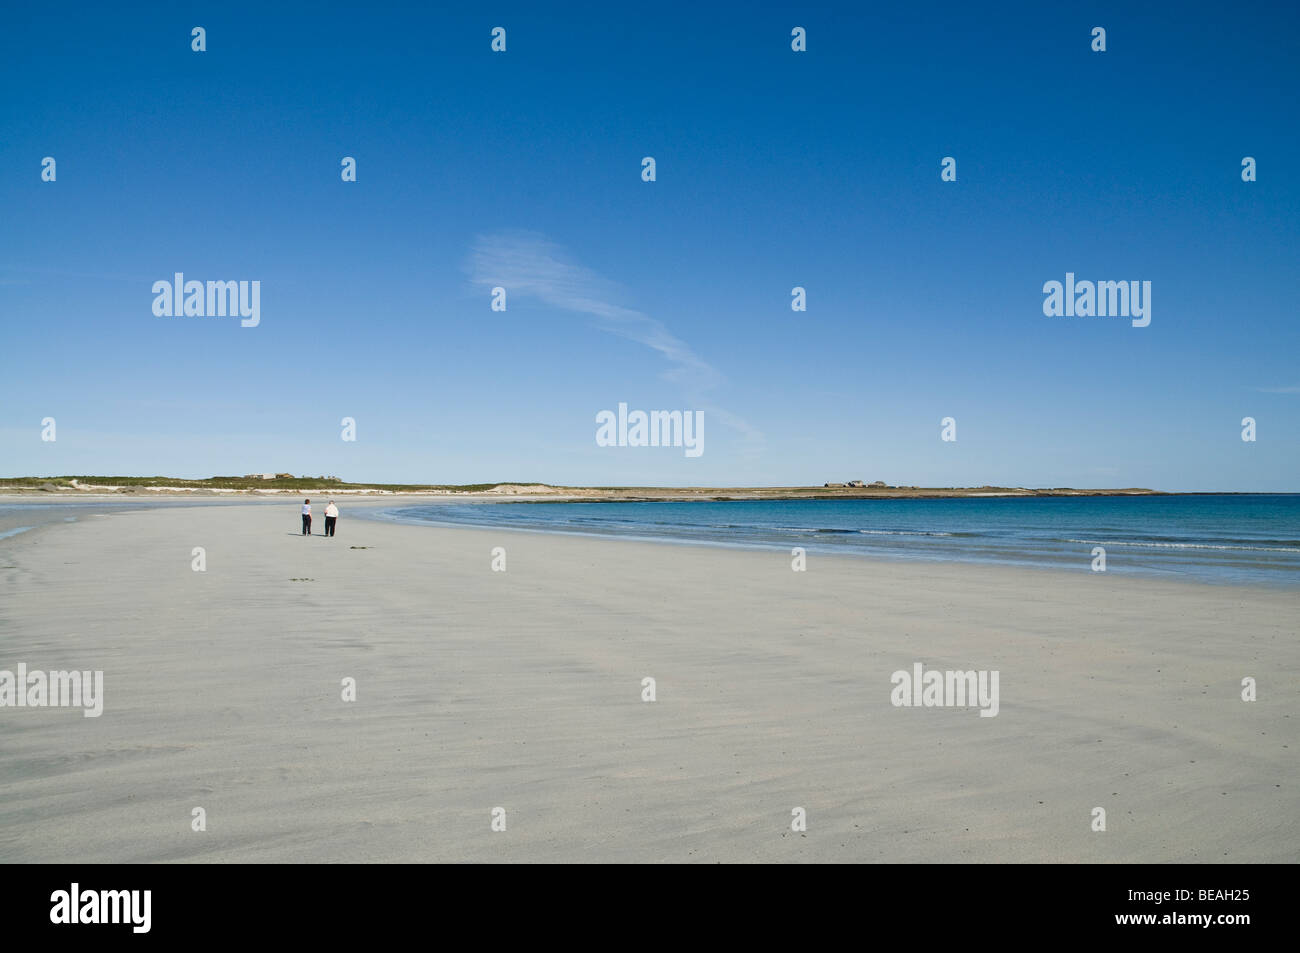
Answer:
370;494;1300;588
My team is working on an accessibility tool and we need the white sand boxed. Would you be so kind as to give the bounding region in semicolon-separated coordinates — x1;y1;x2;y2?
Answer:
0;502;1296;863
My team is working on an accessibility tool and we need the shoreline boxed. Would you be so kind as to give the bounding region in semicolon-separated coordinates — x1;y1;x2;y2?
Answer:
5;495;1298;590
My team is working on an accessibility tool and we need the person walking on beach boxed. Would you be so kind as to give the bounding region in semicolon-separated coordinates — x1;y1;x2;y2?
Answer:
324;501;339;537
301;499;312;535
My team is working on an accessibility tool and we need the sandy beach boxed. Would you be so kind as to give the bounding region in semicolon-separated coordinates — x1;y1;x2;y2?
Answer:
1;500;1296;863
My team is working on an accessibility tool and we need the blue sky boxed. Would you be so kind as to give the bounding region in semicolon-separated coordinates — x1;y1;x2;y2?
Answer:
2;2;1297;490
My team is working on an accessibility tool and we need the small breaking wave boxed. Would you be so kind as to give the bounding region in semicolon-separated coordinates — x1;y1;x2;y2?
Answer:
778;527;959;537
1068;538;1300;554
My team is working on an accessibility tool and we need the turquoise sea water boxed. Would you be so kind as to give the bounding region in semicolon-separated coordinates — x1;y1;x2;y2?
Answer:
373;495;1300;587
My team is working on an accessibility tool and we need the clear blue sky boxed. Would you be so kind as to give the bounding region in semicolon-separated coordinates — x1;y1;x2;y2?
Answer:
2;2;1297;490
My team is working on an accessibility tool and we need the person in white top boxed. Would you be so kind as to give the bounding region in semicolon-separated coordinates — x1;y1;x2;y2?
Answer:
301;499;312;536
324;501;339;537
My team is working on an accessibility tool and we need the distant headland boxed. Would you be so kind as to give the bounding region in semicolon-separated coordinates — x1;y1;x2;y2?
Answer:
0;475;1163;500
